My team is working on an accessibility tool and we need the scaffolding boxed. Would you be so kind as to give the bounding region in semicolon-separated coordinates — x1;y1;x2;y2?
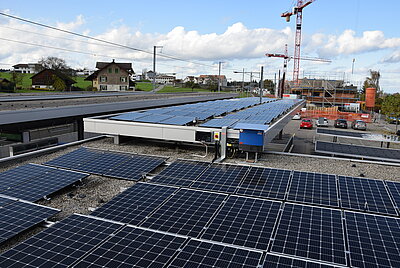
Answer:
286;77;358;108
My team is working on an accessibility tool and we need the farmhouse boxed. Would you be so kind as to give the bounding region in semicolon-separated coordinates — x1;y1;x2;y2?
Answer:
30;69;76;90
85;60;134;91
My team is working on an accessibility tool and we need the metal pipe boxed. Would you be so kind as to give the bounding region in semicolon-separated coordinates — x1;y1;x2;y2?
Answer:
0;135;107;165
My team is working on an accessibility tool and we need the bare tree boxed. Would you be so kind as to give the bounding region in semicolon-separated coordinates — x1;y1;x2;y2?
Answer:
38;56;70;73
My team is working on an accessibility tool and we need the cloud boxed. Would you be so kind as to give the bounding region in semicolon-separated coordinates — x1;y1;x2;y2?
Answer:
382;50;400;63
310;30;400;58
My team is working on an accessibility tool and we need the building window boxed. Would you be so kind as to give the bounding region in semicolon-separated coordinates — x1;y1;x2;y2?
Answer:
100;85;107;90
108;68;112;73
100;76;107;82
115;68;119;73
120;86;127;90
120;77;126;82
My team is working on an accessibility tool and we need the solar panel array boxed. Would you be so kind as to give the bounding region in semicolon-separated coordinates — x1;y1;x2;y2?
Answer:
315;141;400;162
316;128;365;138
44;147;167;181
2;158;400;267
110;97;272;126
0;164;88;202
0;195;59;244
200;98;301;128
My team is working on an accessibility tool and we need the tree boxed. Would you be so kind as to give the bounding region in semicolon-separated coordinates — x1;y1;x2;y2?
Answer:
38;56;70;74
362;69;380;94
381;93;400;131
263;79;275;94
9;71;23;88
52;75;66;91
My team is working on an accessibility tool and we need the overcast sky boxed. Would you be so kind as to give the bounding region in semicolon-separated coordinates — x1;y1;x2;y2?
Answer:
1;0;399;93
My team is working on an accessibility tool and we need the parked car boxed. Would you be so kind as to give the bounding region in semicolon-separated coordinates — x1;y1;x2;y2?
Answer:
292;113;301;120
316;117;329;127
300;119;313;129
387;116;400;124
334;119;348;129
397;130;400;136
351;120;367;130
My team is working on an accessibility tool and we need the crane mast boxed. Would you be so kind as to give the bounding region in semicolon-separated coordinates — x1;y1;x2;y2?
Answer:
281;0;315;83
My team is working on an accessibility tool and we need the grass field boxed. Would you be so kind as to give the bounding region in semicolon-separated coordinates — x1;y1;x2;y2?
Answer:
0;72;91;91
0;72;33;89
157;86;212;93
135;82;153;91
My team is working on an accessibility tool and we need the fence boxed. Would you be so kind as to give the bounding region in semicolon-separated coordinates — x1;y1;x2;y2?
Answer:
301;107;372;123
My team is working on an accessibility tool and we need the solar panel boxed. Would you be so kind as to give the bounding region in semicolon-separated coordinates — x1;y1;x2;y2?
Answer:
316;128;365;138
0;195;14;207
69;150;130;175
149;159;210;187
386;181;400;212
134;114;174;123
263;253;338;268
201;196;281;250
338;176;397;215
191;164;250;193
159;115;195;125
46;148;166;181
0;198;59;244
91;183;177;225
110;112;148;121
1;168;88;202
44;147;102;169
0;214;122;267
103;154;166;180
345;211;400;268
0;164;53;192
141;189;226;237
271;203;347;266
74;226;187;268
168;239;263;268
315;141;400;162
287;171;339;207
200;118;239;128
236;167;291;200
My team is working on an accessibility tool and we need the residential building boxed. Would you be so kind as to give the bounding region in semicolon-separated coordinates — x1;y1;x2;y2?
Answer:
31;69;76;90
183;75;227;86
12;63;41;74
155;75;176;84
85;60;134;91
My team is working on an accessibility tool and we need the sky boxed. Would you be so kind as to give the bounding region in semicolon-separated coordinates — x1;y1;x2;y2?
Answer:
0;0;399;93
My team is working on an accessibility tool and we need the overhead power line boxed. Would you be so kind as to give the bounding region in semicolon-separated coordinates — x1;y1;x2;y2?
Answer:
0;12;229;70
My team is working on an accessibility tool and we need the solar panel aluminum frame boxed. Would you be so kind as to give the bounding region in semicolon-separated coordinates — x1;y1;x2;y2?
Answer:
338;175;398;216
140;188;229;237
167;238;264;268
270;202;348;267
286;170;340;208
235;166;293;201
147;159;211;187
314;141;400;163
199;195;283;251
264;253;348;268
316;128;400;144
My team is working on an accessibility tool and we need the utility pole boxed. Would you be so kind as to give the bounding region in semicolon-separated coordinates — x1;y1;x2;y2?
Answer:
152;45;163;91
233;69;261;96
217;61;224;93
259;66;264;103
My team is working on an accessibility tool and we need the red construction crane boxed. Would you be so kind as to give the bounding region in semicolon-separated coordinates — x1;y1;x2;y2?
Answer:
281;0;316;83
266;43;330;97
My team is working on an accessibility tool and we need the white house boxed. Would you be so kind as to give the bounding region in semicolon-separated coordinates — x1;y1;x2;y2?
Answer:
155;75;176;84
13;63;41;74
